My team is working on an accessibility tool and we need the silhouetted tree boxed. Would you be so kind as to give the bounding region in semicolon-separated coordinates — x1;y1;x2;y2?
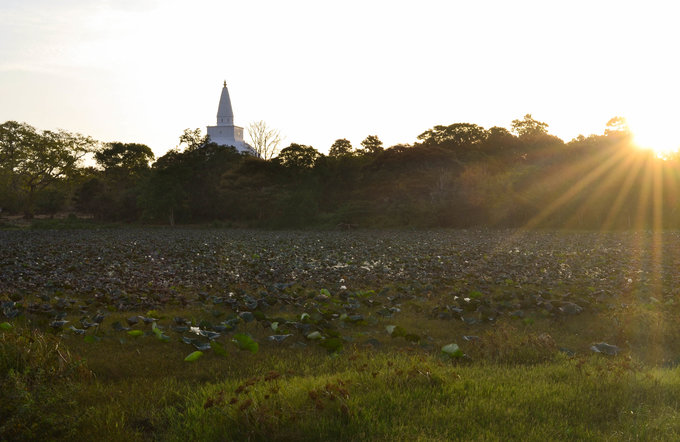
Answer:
178;128;209;151
75;176;111;220
276;143;322;169
139;150;187;225
0;121;36;212
604;116;631;137
247;120;283;160
5;114;679;231
511;114;549;137
0;121;98;217
139;142;243;224
95;142;154;173
482;126;517;154
77;142;156;220
329;138;354;157
417;123;487;149
359;135;384;154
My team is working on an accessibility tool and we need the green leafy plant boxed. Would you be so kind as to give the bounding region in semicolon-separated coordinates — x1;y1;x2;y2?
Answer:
210;341;228;357
184;351;203;362
232;333;258;353
442;343;464;358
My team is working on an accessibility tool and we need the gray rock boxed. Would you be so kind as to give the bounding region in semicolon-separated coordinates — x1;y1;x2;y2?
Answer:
239;311;255;323
193;341;212;351
461;316;479;325
267;334;293;343
49;320;68;329
590;342;620;356
559;302;583;315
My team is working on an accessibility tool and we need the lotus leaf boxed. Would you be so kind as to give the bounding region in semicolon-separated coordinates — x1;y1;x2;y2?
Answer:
442;343;464;358
306;331;322;340
319;337;343;353
210;341;228;357
232;333;259;353
184;351;203;362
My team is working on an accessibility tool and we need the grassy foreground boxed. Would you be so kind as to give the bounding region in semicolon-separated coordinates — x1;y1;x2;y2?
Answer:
3;318;680;441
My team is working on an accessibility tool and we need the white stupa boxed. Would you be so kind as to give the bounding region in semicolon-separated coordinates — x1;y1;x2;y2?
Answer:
206;81;255;154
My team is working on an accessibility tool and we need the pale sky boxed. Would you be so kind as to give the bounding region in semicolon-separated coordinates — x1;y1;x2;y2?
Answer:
1;0;679;157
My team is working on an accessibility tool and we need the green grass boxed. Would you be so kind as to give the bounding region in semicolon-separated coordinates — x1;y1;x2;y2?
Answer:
4;319;680;441
3;298;680;441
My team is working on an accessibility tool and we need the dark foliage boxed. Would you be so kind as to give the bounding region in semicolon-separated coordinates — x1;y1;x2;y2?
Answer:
3;118;680;229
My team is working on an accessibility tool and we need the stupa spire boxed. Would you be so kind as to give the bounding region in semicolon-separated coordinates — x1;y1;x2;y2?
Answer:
216;81;234;126
206;80;255;155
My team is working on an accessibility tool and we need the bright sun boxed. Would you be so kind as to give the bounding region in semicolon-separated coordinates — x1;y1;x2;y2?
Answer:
628;116;680;158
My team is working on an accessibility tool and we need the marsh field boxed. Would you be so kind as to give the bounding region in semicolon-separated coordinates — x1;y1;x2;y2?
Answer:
3;228;680;440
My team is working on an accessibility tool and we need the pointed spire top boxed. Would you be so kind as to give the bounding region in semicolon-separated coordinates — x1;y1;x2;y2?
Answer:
223;80;227;88
216;81;234;125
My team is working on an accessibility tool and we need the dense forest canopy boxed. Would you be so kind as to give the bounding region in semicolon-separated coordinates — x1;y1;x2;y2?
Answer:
1;116;678;229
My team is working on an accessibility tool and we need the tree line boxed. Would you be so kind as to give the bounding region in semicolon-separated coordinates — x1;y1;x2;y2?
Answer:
1;115;679;229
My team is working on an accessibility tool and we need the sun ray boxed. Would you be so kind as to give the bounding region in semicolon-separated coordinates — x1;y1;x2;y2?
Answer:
652;159;663;299
560;149;639;229
467;142;639;278
633;155;655;230
510;142;621;227
522;143;632;229
599;152;646;231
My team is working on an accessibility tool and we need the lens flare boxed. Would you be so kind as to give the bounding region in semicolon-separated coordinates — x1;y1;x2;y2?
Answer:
628;116;680;158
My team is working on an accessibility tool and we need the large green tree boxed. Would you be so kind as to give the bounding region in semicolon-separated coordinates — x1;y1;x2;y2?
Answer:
140;141;243;225
0;121;36;211
276;143;322;169
139;149;188;225
0;121;98;217
95;142;154;174
75;142;155;220
417;123;487;149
